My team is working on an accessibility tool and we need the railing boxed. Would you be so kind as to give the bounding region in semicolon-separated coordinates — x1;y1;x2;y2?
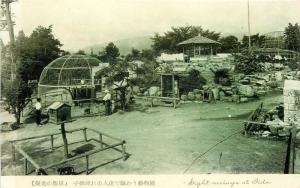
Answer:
9;127;128;175
134;95;180;109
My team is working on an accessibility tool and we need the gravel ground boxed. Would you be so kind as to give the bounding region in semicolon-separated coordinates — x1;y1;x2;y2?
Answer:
1;92;287;175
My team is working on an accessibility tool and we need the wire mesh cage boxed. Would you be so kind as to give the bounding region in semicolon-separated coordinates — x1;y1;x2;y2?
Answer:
38;54;101;98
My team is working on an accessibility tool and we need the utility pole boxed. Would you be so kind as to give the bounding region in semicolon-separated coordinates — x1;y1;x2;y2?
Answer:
247;0;251;50
1;0;16;80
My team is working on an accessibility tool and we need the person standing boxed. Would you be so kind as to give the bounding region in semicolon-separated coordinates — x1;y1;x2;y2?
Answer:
35;98;42;126
103;90;112;115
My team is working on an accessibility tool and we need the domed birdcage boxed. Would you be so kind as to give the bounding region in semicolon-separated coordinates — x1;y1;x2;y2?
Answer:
38;54;101;100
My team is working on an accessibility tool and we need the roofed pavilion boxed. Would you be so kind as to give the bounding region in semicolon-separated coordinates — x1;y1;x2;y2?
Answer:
177;35;220;59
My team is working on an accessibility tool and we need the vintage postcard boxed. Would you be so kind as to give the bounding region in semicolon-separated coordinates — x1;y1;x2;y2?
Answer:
1;0;300;187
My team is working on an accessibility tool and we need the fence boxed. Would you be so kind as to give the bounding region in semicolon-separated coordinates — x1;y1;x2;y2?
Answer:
10;127;129;175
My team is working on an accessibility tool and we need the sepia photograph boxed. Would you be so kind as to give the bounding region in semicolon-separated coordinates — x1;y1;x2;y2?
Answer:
0;0;300;183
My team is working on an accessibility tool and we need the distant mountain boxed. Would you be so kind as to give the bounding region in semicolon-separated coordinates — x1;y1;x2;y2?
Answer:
84;36;153;55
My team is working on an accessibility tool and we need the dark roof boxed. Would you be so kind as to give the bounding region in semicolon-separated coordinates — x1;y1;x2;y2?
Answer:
177;35;220;46
47;102;71;110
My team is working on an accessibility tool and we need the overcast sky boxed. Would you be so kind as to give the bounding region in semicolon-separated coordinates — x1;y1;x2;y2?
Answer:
1;0;299;51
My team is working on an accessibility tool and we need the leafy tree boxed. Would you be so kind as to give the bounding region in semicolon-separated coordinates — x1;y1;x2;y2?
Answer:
178;69;207;94
75;50;86;55
3;71;31;125
234;51;265;75
284;23;300;52
95;60;129;110
241;33;265;49
140;49;156;61
219;35;240;53
125;48;141;61
14;26;63;81
151;25;220;54
100;42;120;64
129;60;160;93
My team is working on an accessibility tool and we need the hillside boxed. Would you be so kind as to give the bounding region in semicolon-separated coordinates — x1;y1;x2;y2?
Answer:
84;36;153;55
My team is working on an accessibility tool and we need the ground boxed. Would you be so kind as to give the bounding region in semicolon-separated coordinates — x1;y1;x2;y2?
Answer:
1;92;287;175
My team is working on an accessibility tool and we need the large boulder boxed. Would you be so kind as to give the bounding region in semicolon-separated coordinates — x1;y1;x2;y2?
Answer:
148;86;160;96
194;94;202;101
193;89;201;94
238;85;254;97
212;88;219;100
181;95;188;101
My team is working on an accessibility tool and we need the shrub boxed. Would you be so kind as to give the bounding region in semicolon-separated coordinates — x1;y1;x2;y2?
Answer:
179;69;207;94
213;68;231;86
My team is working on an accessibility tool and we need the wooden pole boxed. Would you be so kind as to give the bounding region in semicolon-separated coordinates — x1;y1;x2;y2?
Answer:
122;144;126;161
99;134;103;149
11;143;15;162
60;123;69;158
160;74;163;97
85;156;89;175
83;128;87;142
50;135;54;150
24;158;28;175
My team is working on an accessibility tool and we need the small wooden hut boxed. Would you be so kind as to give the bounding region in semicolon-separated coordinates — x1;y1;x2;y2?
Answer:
48;102;72;124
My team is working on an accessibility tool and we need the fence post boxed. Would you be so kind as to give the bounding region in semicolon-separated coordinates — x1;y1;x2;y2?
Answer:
85;156;89;175
50;135;54;150
83;128;87;142
122;144;126;161
24;158;28;175
99;134;103;149
11;142;15;162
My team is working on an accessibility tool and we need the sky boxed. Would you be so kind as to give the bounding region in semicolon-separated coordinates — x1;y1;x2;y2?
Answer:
0;0;299;51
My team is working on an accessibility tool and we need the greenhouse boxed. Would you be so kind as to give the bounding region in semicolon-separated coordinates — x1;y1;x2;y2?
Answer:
38;54;101;102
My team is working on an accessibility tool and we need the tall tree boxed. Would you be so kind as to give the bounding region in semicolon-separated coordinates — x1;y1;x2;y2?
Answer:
101;42;120;64
241;33;265;49
284;23;300;52
14;26;63;81
151;25;220;54
219;35;240;53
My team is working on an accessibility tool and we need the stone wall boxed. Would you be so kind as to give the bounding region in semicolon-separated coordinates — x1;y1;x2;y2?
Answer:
284;80;300;126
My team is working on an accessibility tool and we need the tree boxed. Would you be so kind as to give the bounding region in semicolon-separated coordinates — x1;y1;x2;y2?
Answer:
14;26;63;81
95;60;130;110
75;50;86;55
129;60;160;93
219;35;240;53
234;51;265;75
284;23;300;52
3;72;31;125
241;33;265;49
151;25;220;54
125;48;141;61
100;42;120;64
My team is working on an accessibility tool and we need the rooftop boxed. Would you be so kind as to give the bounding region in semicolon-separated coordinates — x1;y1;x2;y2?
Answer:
177;35;221;46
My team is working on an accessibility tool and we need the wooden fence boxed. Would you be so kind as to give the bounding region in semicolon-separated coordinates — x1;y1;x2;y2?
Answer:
10;127;128;175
